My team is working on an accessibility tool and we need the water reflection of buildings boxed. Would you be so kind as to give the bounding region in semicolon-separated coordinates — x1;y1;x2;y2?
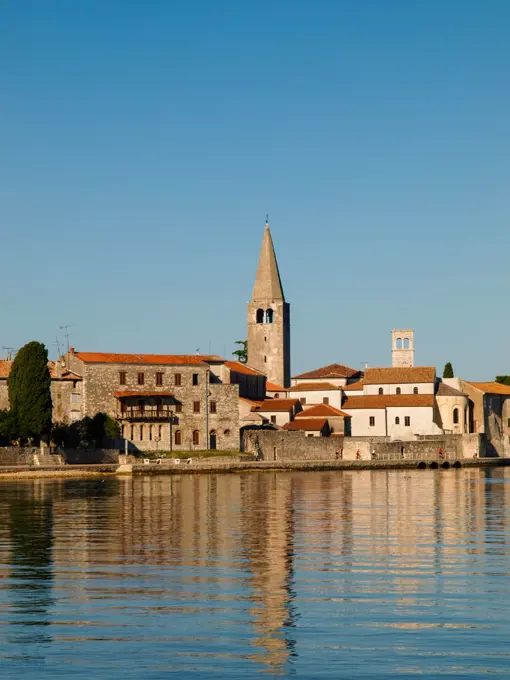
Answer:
1;467;510;674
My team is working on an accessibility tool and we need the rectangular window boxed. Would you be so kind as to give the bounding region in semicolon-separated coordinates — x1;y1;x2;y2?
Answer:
192;373;199;386
119;371;127;385
405;416;411;427
210;401;217;414
369;416;375;427
507;418;510;428
175;403;182;413
174;373;182;387
71;392;80;404
271;415;277;424
138;372;145;386
300;397;306;405
156;372;163;386
193;401;200;413
323;397;329;405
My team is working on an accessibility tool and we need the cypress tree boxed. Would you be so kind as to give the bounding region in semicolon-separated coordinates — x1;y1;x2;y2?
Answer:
443;362;454;379
8;341;52;444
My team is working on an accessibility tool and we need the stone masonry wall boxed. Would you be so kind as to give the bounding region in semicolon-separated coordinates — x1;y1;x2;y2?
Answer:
67;359;240;452
243;430;487;462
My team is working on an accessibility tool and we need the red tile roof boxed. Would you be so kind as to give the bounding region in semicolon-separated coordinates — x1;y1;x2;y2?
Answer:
0;360;81;381
0;360;12;378
239;397;265;407
289;382;341;392
466;382;510;395
114;391;174;398
251;398;299;412
363;367;436;385
343;380;364;391
225;360;265;376
282;418;328;431
343;394;435;409
292;363;360;380
296;404;351;418
72;352;207;366
266;381;286;392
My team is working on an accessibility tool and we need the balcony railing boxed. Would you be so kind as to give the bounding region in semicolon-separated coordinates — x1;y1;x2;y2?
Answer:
117;406;174;420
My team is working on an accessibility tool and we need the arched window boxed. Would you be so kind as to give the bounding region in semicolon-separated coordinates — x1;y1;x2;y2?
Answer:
274;393;280;398
130;425;134;440
175;430;182;445
158;425;162;439
121;424;126;438
396;337;403;349
193;430;200;446
403;338;410;349
266;309;274;324
378;387;383;395
256;309;264;324
149;425;153;441
139;425;144;441
224;429;231;436
413;387;418;394
395;417;400;425
453;408;459;424
396;387;401;395
210;429;217;450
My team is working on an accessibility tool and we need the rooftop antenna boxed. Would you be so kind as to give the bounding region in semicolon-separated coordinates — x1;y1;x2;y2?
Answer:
55;336;62;357
60;325;74;353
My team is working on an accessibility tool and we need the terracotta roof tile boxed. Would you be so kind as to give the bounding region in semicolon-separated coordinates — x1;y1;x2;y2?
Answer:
73;352;207;366
282;418;328;431
251;398;300;412
343;394;435;409
266;381;286;392
0;360;81;381
466;382;510;395
239;397;265;407
296;404;351;418
289;382;341;392
225;360;265;376
343;380;364;391
364;367;436;385
436;382;467;397
292;363;361;380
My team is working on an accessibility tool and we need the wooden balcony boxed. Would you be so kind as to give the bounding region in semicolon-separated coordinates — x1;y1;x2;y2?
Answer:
117;406;175;421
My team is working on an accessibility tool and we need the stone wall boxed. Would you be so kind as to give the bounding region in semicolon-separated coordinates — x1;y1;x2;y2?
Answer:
242;430;488;462
0;447;63;466
242;429;343;461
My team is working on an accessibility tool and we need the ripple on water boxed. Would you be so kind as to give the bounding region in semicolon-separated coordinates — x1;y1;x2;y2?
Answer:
0;468;509;678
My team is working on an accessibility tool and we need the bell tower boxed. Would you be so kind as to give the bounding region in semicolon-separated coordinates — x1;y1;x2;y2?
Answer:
391;329;415;367
247;221;290;387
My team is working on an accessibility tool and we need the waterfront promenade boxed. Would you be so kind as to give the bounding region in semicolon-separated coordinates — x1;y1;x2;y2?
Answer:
0;456;507;479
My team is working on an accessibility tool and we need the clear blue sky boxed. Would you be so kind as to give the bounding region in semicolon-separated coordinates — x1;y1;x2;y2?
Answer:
1;0;509;379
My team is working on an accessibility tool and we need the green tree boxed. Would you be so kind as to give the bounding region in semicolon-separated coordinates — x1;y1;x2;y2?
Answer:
0;409;19;445
8;341;52;444
496;376;510;386
443;362;454;378
232;340;248;364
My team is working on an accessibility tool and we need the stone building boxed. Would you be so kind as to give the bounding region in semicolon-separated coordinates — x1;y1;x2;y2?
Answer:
64;349;240;452
247;221;291;388
0;358;82;423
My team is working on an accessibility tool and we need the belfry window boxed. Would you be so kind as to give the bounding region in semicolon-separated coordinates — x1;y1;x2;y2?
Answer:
256;309;264;324
453;408;459;424
266;309;274;324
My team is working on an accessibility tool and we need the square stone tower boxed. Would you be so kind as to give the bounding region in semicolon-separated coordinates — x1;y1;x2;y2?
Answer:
391;329;415;367
247;222;290;388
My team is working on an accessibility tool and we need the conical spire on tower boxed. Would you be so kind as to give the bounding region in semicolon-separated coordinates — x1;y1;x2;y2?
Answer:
251;221;285;301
